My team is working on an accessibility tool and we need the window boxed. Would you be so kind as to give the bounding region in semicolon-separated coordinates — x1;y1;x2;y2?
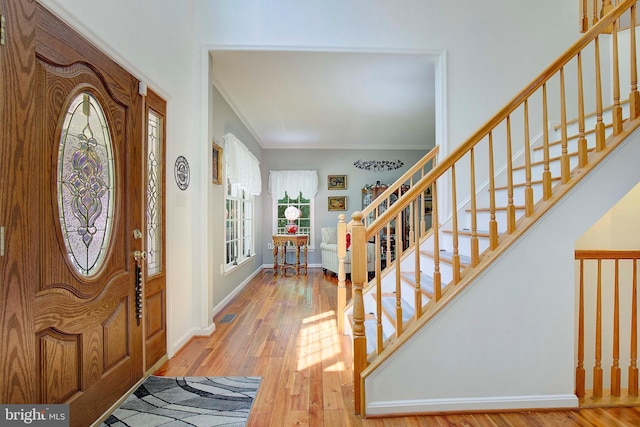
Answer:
225;181;253;266
275;191;313;246
223;133;261;270
269;170;318;248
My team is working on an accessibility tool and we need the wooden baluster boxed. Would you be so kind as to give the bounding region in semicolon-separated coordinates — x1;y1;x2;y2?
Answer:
432;180;441;301
560;67;570;183
542;84;552;200
524;100;535;216
337;214;347;334
469;148;479;267
612;16;623;135
577;52;589;168
581;0;589;32
420;184;426;237
612;259;621;396
630;258;639;396
630;3;640;120
350;211;367;415
600;0;614;33
595;36;606;151
576;259;586;398
488;133;499;249
601;0;613;17
413;199;422;318
594;259;603;398
451;165;461;284
506;116;516;233
593;0;599;26
385;223;392;273
395;213;403;337
375;233;383;354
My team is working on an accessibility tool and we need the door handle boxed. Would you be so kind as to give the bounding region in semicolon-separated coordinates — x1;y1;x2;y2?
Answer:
133;250;147;262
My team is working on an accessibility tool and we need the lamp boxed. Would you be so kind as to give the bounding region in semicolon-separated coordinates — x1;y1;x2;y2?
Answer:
284;206;301;234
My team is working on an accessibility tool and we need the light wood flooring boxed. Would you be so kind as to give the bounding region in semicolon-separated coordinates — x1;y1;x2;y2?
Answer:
155;268;640;426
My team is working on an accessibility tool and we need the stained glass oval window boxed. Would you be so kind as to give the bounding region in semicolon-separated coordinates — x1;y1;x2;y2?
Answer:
57;92;115;277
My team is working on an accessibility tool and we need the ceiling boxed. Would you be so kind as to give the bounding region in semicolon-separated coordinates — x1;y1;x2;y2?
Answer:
211;50;437;150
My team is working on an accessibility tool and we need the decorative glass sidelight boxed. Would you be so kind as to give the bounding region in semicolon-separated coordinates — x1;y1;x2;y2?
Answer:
58;93;114;276
146;110;162;276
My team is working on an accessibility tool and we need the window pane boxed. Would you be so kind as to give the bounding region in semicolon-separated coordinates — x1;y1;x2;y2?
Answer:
147;109;162;276
58;92;114;277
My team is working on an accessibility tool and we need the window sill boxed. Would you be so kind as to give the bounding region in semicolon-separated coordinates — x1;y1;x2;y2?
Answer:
223;254;255;275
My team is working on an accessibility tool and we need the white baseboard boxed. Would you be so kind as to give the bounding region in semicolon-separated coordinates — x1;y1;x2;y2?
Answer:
365;394;578;416
210;266;262;319
193;323;216;336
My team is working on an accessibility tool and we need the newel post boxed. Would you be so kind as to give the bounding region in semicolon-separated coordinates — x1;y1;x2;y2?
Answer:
337;214;347;334
350;211;368;416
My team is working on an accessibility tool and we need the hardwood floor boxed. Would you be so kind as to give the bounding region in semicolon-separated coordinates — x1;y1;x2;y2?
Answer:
155;268;640;426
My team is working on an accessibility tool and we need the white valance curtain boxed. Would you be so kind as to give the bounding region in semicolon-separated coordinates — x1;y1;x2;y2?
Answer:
224;133;262;195
268;170;318;199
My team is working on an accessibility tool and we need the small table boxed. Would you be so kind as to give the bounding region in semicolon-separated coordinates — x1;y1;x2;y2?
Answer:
272;234;308;275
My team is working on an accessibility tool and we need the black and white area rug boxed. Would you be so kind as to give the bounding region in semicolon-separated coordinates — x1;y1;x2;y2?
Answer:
100;376;261;427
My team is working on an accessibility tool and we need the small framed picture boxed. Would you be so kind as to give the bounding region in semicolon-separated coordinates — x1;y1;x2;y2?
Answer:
212;141;223;185
328;174;347;190
328;196;347;211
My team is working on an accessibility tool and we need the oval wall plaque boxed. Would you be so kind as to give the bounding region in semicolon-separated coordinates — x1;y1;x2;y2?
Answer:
174;156;190;190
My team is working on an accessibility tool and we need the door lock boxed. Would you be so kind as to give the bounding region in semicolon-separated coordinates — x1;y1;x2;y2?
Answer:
133;250;147;262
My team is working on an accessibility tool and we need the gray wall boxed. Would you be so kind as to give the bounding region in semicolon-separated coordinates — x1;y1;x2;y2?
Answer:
210;84;264;310
261;149;428;266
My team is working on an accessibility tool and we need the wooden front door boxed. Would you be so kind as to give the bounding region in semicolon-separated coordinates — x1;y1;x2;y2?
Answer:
32;5;143;426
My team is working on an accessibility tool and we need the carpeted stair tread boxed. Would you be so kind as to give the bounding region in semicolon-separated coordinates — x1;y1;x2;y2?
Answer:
421;250;471;267
381;294;414;323
442;228;491;238
400;271;435;297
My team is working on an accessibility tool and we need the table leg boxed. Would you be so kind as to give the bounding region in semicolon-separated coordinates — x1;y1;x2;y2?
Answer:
273;243;278;274
303;244;308;275
295;245;300;275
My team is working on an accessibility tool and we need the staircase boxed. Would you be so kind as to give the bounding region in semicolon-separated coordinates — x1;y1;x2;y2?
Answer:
338;0;640;417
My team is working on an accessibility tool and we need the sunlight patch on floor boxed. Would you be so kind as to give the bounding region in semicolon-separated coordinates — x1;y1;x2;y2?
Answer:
297;310;344;372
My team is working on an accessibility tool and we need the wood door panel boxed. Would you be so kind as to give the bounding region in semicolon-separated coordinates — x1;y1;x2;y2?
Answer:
102;298;130;370
34;276;131;333
37;329;81;404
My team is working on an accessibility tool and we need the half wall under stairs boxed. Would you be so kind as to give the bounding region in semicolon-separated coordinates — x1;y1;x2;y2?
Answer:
361;126;640;416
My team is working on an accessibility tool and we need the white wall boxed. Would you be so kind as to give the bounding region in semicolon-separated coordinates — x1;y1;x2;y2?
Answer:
364;128;640;415
210;84;265;314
